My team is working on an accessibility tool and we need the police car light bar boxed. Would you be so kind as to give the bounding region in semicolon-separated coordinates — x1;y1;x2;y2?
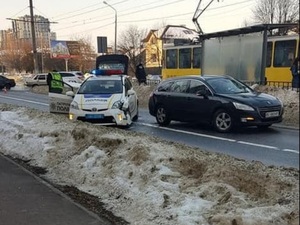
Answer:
91;69;123;76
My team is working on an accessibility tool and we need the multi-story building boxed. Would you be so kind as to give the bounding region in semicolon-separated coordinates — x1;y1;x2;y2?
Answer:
0;29;14;49
12;15;56;47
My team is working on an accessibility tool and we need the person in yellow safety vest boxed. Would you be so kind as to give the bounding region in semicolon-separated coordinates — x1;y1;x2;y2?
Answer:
47;70;63;93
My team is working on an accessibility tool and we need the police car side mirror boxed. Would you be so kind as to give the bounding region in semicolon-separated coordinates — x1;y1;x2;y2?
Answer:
66;91;75;97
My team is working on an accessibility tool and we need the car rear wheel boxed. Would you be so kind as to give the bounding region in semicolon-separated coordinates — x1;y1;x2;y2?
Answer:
156;105;171;126
213;109;233;133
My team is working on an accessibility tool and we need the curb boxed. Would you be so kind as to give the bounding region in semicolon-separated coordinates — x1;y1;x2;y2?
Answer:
273;124;299;130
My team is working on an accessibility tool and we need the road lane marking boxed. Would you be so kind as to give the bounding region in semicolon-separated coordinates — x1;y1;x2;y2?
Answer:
282;149;299;154
137;122;236;142
137;122;299;155
0;95;48;106
236;141;280;150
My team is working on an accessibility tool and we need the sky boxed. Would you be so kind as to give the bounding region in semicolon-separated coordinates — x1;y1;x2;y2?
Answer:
0;0;257;48
0;100;298;225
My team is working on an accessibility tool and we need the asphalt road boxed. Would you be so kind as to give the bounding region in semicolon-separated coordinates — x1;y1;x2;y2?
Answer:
0;88;299;169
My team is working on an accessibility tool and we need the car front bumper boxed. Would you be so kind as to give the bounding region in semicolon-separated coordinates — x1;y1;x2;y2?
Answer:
234;109;283;127
69;108;131;126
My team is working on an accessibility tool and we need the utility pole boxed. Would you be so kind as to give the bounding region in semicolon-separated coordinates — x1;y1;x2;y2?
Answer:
29;0;39;74
103;1;117;53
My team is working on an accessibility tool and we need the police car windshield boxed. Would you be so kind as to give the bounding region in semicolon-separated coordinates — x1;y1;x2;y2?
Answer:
78;79;123;94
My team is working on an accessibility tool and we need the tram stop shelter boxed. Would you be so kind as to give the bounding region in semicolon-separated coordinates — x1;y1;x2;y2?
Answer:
199;23;298;84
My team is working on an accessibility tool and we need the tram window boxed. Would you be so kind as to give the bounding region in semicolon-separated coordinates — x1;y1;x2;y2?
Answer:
166;49;177;68
193;47;201;68
179;48;191;68
273;40;296;67
266;42;272;67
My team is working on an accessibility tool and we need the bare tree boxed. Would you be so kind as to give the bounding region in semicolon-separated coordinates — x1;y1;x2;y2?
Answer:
68;37;97;72
252;0;299;24
118;25;148;76
2;37;32;73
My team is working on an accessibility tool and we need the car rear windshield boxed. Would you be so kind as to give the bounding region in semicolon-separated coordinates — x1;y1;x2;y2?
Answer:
78;79;123;94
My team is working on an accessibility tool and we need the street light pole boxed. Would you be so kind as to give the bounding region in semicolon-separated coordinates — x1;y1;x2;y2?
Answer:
29;0;39;74
103;1;117;54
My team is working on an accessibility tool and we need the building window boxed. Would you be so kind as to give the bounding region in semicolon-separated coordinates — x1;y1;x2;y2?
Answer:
151;38;157;44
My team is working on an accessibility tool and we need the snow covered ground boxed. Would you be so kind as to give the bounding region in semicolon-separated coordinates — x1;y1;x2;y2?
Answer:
0;103;299;225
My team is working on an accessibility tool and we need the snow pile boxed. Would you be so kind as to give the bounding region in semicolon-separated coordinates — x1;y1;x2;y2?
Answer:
0;104;298;225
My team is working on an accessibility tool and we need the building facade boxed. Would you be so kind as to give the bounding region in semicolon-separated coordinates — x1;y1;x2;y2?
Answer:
142;29;163;75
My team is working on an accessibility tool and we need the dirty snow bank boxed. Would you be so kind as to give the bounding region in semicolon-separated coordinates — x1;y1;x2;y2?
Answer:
0;104;298;225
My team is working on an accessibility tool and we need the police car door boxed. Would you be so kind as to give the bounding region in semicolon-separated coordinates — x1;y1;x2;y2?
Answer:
124;78;137;116
49;82;80;113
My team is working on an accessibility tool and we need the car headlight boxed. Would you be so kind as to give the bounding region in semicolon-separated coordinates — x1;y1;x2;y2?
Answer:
70;101;79;110
233;102;254;111
112;100;124;109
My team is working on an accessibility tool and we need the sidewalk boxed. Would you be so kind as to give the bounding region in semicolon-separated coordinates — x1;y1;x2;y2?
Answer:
0;154;112;225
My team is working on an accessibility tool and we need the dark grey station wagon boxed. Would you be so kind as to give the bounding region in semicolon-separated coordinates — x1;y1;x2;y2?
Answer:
148;75;284;133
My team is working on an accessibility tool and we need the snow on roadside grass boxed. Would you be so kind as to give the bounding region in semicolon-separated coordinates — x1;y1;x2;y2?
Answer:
0;104;299;225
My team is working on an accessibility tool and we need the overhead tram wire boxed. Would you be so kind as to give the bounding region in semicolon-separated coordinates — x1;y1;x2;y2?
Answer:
52;0;129;21
33;7;52;19
116;0;254;23
56;0;254;32
10;6;29;18
53;0;184;32
53;0;255;38
52;2;102;20
57;22;115;38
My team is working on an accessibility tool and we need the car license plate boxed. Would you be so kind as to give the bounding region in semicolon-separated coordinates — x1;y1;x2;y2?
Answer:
265;111;279;118
85;114;104;119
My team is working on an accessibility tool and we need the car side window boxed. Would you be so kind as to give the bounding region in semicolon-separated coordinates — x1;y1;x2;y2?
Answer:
157;81;173;92
189;80;211;95
169;80;189;93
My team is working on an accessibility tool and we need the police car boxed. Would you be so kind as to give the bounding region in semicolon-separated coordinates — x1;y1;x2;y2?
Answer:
67;69;139;127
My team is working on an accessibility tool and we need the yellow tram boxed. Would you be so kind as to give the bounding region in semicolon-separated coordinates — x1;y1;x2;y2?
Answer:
162;35;299;84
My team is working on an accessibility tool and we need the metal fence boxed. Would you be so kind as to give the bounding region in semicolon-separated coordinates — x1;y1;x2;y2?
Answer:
244;81;299;92
134;78;300;92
